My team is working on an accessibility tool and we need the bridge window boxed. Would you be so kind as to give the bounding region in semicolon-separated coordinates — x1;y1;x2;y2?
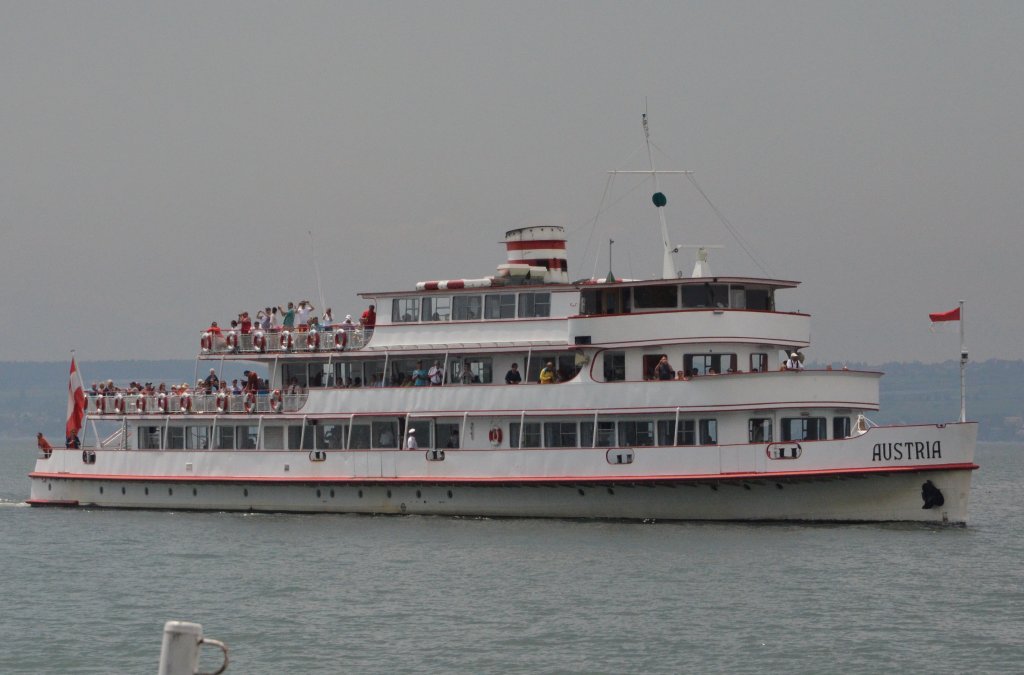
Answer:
749;418;773;442
485;293;517;319
422;296;451;322
518;292;551;318
633;285;678;309
746;288;773;311
781;417;827;441
392;297;420;322
833;416;851;440
452;295;482;320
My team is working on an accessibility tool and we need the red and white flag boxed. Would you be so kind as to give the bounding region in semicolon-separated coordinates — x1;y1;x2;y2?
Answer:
66;357;86;441
929;307;961;323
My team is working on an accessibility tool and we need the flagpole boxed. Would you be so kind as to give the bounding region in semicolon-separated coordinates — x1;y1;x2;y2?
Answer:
71;350;100;448
959;300;966;423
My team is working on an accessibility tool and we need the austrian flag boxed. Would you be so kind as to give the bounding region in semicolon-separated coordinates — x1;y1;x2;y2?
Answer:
929;307;961;323
66;357;86;441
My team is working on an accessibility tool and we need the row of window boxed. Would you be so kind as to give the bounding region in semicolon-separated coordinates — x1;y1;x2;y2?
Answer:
392;291;551;323
603;351;771;381
580;283;775;315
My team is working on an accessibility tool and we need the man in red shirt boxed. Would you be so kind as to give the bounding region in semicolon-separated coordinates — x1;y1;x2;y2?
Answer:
360;305;376;330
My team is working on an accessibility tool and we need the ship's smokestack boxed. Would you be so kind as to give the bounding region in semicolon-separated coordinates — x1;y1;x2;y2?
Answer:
501;226;568;284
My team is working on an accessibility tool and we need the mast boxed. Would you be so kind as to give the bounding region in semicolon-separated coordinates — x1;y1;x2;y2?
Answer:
959;300;967;423
642;113;676;279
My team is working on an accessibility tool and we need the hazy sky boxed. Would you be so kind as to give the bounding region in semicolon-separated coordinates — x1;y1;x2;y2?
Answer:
2;1;1022;365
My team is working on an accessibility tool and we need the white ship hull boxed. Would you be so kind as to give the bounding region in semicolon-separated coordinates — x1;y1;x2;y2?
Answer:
30;422;976;523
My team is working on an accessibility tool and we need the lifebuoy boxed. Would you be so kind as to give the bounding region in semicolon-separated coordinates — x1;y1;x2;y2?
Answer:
157;393;168;413
243;391;257;414
215;392;230;413
280;331;293;352
306;330;320;351
488;426;502;446
95;395;106;414
225;331;239;353
200;332;212;353
179;393;193;413
253;331;266;353
114;395;126;414
334;331;347;351
269;389;284;413
135;396;147;413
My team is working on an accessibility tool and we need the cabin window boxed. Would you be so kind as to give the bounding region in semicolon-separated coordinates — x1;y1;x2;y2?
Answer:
580;421;617;447
833;417;851;440
435;422;461;449
309;363;332;388
282;364;308;388
643;354;669;380
618;420;655;447
749;418;773;443
781;417;827;441
746;288;772;311
167;426;184;449
372;421;399;448
633;285;678;309
657;420;696;446
185;426;210;450
526;354;576;383
684;353;738;376
518;292;551;318
603;351;626;382
544;422;578;448
750;353;768;373
334;361;357;388
452;357;492;384
391;297;420;323
422;296;451;322
452;295;482;320
263;426;285;449
485;293;517;319
349;424;371;449
285;424;316;450
215;426;234;450
320;423;347;449
235;425;259;449
138;426;161;449
699;419;718;445
509;422;542;448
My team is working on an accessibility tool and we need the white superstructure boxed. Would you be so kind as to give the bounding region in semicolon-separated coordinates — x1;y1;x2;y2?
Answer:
29;153;978;523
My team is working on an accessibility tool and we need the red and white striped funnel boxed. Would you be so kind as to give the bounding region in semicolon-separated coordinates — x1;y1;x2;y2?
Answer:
501;226;568;284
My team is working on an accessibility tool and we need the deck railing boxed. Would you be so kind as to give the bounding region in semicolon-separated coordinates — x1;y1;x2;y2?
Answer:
84;392;309;415
199;328;370;356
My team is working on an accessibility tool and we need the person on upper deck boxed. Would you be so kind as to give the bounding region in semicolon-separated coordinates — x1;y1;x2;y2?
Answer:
785;352;804;371
360;305;376;331
412;361;429;387
341;315;355;333
239;312;252;335
405;428;418;451
539;362;556;384
37;432;52;452
207;321;222;337
654;355;674;381
505;363;522;384
296;301;314;331
428;361;444;386
204;369;219;389
321;308;334;329
279;303;296;330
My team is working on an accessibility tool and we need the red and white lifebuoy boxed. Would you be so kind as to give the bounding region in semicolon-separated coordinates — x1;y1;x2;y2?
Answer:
306;330;320;351
334;331;347;351
243;391;257;414
215;392;230;413
114;395;126;414
252;331;266;353
488;426;502;446
200;332;212;353
157;393;168;413
280;331;293;352
269;389;284;413
179;393;193;413
94;395;106;414
225;331;239;353
135;396;147;413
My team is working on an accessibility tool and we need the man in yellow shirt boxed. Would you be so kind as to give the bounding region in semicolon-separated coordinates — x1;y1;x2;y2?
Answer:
539;362;556;384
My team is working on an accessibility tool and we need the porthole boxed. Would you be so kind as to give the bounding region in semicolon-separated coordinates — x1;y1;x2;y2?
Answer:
121;486;126;495
447;490;453;499
358;489;363;498
145;487;149;495
416;490;422;499
168;488;173;496
316;489;322;498
386;489;392;499
578;488;585;496
607;488;615;495
99;486;104;494
193;488;198;496
48;483;52;491
244;488;249;497
330;489;335;498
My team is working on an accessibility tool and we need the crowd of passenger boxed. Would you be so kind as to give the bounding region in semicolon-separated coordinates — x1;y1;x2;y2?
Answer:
85;369;273;399
205;302;377;339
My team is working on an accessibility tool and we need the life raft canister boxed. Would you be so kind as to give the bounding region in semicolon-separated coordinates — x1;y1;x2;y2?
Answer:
114;395;126;414
488;426;502;446
200;332;212;353
334;331;347;351
280;331;293;352
243;391;257;414
225;331;239;353
252;331;267;353
269;389;284;413
179;393;193;413
306;330;320;351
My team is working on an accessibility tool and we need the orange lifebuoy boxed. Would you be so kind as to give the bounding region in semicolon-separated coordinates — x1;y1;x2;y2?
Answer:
243;391;257;414
200;332;212;353
95;395;106;414
306;330;320;351
225;331;239;353
334;331;348;350
114;395;126;414
179;393;193;413
280;331;293;352
135;396;147;413
269;389;283;413
215;392;230;413
157;394;168;413
252;331;266;353
488;426;502;446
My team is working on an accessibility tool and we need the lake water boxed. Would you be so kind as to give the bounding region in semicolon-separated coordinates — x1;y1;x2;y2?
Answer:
1;443;1022;674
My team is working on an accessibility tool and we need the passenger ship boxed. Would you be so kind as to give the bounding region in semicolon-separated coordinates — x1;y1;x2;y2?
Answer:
29;145;977;523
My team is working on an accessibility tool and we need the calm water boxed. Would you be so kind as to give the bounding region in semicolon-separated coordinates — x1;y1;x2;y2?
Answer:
1;444;1022;674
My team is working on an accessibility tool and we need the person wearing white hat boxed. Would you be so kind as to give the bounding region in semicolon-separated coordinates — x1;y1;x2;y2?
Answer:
341;315;355;333
785;352;804;371
406;428;418;450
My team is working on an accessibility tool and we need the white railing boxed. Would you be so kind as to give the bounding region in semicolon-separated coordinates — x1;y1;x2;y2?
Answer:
198;328;371;356
84;392;309;416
